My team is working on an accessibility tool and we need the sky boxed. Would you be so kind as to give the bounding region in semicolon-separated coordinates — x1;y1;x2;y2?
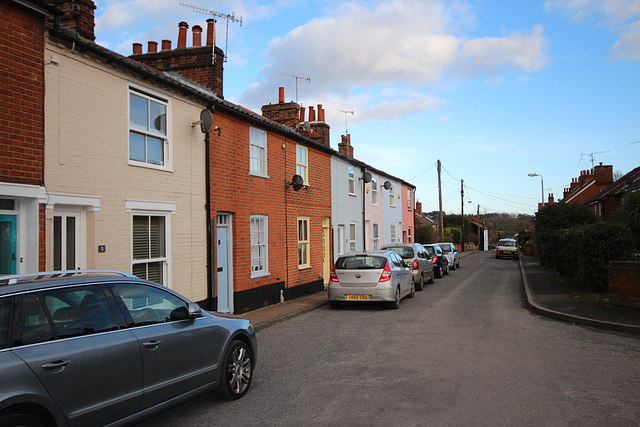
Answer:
94;0;640;216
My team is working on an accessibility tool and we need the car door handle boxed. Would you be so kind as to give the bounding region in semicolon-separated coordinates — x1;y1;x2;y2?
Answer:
41;360;70;372
142;340;162;350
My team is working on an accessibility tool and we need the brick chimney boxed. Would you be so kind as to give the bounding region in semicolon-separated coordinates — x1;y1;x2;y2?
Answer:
130;21;225;97
50;0;96;41
594;163;613;185
416;201;423;215
309;104;330;146
261;87;300;128
339;134;354;157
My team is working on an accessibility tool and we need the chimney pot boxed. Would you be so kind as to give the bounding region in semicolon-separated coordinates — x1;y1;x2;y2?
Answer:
178;22;189;48
132;43;142;55
206;19;216;46
279;87;285;103
299;106;305;123
318;104;325;122
192;25;202;47
161;39;172;50
308;106;316;122
148;41;158;53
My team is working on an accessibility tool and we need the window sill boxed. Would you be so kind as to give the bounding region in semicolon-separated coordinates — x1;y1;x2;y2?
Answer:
249;171;270;179
251;271;271;279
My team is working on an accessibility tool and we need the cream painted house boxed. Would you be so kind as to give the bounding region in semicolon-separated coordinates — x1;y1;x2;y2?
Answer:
43;29;209;303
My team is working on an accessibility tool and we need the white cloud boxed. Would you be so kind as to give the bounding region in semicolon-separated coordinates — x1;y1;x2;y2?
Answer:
240;0;549;124
545;0;640;60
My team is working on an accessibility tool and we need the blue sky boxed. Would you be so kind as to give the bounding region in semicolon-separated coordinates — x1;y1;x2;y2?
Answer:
94;0;640;216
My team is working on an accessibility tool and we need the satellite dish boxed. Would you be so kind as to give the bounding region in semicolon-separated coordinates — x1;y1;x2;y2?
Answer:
291;174;304;191
302;121;311;132
200;109;213;134
383;181;392;190
363;172;372;183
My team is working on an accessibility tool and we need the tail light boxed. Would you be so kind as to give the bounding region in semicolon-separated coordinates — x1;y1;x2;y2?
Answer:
412;259;419;270
378;260;392;282
432;255;439;264
330;266;339;282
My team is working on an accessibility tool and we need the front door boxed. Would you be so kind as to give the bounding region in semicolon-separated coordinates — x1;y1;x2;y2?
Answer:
216;214;233;313
0;215;17;274
53;210;81;270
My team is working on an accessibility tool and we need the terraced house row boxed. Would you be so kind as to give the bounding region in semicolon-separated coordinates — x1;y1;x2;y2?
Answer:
1;0;416;313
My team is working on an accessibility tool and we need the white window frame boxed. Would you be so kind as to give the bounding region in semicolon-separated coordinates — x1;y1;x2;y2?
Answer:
372;223;379;250
371;176;378;205
389;183;396;207
249;127;268;177
126;200;175;288
131;213;170;287
298;217;310;268
348;166;356;196
390;223;397;244
337;225;345;256
407;189;412;210
296;145;308;184
349;222;357;251
250;215;269;278
407;227;412;243
128;85;172;171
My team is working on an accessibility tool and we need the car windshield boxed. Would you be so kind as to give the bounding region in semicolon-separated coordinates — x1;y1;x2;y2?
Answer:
383;247;414;258
440;245;451;253
499;240;517;247
336;256;387;269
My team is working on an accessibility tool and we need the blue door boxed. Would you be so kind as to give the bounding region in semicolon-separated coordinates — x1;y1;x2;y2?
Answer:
0;215;17;274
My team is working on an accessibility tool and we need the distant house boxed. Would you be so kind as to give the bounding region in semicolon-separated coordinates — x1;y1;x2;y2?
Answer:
584;165;640;221
561;163;615;206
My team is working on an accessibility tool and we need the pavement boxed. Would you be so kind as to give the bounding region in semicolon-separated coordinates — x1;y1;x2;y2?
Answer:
241;251;640;335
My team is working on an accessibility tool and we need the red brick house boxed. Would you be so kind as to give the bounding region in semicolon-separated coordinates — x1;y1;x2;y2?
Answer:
561;163;614;206
0;0;60;274
584;165;640;221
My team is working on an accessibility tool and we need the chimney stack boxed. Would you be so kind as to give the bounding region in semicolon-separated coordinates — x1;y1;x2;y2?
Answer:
192;25;202;46
50;0;96;41
207;19;216;46
339;134;354;157
178;22;188;48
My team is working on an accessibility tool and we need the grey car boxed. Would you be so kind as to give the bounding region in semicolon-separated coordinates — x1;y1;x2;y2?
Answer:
438;242;460;270
0;270;257;427
380;243;435;290
328;251;415;309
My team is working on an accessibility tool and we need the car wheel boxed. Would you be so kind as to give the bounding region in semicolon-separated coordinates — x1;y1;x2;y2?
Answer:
427;271;435;284
0;412;46;427
389;287;401;309
329;301;340;309
457;260;461;269
216;340;253;400
435;266;443;278
450;260;456;270
416;274;424;291
408;278;416;298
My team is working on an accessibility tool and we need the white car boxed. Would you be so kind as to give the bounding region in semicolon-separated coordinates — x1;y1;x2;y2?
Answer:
328;251;415;309
438;243;460;270
495;238;519;259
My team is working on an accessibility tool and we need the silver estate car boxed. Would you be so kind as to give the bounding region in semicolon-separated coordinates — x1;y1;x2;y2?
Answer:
380;243;434;290
0;270;257;427
328;251;415;309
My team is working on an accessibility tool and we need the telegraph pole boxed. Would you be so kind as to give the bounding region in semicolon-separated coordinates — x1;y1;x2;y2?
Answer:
437;160;444;242
460;179;464;252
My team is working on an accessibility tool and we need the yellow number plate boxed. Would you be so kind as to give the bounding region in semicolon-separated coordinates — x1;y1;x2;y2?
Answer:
346;295;369;300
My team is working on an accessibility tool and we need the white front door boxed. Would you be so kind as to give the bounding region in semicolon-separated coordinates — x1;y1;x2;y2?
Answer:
53;209;82;270
216;214;233;313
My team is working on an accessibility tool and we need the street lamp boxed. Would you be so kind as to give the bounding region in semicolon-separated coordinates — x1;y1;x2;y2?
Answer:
468;201;481;250
528;173;544;208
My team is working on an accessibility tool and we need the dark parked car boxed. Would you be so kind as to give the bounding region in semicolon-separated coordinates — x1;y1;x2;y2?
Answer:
422;244;449;278
0;270;257;427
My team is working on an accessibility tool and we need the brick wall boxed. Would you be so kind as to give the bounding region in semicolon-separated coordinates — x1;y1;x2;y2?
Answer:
609;261;640;307
0;2;45;186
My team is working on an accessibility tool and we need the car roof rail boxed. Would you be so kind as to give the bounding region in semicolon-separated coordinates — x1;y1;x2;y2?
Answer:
0;269;136;285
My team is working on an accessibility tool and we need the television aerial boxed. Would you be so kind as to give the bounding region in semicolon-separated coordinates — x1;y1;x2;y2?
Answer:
579;150;609;168
180;2;242;62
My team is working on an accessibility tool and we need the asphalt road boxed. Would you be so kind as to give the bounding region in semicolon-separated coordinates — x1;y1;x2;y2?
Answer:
135;251;640;426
